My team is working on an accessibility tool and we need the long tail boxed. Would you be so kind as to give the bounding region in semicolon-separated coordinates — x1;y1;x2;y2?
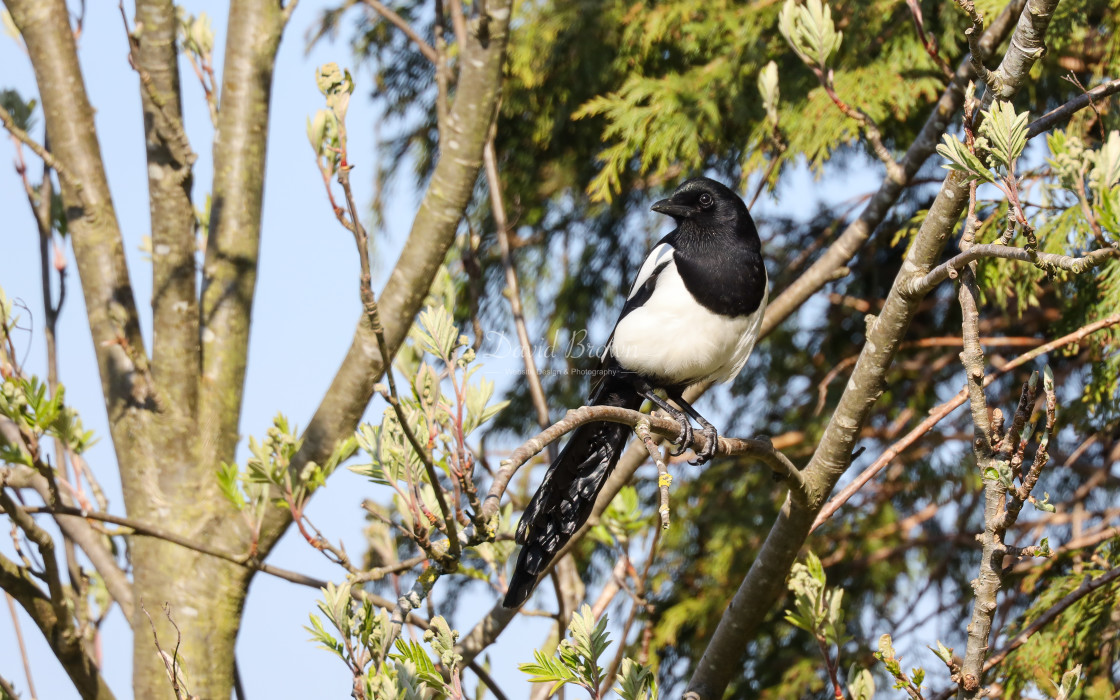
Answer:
503;374;641;608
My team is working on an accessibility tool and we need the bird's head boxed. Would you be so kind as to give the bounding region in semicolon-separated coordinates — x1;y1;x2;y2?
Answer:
650;177;751;230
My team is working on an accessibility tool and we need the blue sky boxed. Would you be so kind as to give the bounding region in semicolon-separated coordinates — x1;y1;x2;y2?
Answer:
0;2;888;697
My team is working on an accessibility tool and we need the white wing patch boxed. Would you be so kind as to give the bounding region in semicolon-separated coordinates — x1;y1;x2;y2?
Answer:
627;242;675;299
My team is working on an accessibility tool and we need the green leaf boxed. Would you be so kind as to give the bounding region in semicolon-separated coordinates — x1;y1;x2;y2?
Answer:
615;658;659;700
779;0;844;70
423;616;462;672
936;133;995;183
305;613;346;661
757;60;780;125
519;650;578;696
1090;131;1120;197
931;640;953;664
216;462;246;510
1056;663;1082;700
415;305;461;360
979;100;1029;171
846;665;875;700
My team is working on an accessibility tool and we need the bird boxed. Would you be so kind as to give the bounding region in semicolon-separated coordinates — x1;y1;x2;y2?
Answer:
502;177;769;608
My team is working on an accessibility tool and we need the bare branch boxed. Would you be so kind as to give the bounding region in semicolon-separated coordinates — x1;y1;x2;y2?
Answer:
481;405;805;525
0;102;83;195
1026;77;1120;138
484;138;553;445
5;592;37;700
360;0;437;63
906;244;1118;296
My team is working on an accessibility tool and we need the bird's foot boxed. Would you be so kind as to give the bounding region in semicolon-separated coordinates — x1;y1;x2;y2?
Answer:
668;417;694;457
690;423;719;465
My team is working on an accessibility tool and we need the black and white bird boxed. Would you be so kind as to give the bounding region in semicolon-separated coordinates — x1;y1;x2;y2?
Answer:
503;177;768;608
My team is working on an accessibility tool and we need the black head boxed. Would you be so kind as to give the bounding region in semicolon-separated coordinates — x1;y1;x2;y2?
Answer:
650;177;755;239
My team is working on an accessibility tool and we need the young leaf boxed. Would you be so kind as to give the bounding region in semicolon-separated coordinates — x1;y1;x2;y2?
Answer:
979;100;1029;170
758;60;780;125
615;658;659;700
519;650;579;696
936;134;995;183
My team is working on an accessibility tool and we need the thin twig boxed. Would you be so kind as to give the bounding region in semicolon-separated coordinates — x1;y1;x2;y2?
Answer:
0;104;83;197
6;592;37;700
360;0;438;63
812;313;1120;531
484;137;553;450
335;133;461;563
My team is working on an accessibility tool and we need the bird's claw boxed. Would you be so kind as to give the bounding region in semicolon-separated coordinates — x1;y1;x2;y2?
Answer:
669;419;693;457
689;424;719;466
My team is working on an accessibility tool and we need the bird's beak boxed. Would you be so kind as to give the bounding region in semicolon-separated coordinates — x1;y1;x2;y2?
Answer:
651;199;693;218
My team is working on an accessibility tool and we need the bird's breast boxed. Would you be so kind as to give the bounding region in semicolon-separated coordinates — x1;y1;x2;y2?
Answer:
609;262;766;387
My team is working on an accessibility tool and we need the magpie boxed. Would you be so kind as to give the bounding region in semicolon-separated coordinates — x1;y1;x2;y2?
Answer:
503;177;768;608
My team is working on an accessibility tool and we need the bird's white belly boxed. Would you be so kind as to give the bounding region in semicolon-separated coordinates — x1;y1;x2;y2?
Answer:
610;262;766;385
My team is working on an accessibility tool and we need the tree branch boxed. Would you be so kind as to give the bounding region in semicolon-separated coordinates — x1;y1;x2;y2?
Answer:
359;0;437;63
130;0;201;444
0;552;116;700
5;0;155;490
197;0;287;480
480;405;805;525
0;102;82;195
1026;77;1120;138
981;564;1120;672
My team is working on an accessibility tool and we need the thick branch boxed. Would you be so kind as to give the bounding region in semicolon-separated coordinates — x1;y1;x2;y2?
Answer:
132;0;201;439
5;0;154;488
0;553;116;700
197;0;287;479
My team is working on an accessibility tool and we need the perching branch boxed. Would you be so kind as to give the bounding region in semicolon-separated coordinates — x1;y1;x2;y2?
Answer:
481;404;806;525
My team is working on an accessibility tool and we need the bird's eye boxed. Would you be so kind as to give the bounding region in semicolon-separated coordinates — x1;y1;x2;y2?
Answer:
698;193;713;208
